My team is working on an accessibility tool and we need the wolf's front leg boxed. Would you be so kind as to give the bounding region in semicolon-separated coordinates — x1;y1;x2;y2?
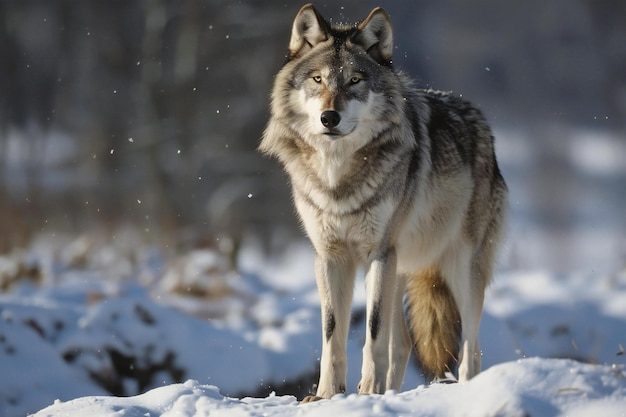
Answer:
307;253;356;401
359;248;397;394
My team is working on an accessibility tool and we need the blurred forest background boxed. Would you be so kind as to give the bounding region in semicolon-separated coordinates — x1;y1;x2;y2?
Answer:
0;0;625;272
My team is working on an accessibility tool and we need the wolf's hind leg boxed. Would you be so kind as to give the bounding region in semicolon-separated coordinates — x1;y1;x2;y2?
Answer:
386;274;411;391
442;244;485;382
455;292;483;381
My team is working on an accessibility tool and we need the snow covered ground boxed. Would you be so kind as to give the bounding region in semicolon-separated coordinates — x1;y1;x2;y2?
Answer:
1;126;625;416
1;234;625;417
30;360;626;417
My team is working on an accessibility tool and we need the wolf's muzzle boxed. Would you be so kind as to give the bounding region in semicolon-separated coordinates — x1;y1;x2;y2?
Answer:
320;110;341;128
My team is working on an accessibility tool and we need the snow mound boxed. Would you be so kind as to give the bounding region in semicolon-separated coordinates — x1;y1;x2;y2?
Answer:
31;359;626;417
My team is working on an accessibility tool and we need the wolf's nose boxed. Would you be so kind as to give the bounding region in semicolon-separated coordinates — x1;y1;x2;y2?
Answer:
320;111;341;128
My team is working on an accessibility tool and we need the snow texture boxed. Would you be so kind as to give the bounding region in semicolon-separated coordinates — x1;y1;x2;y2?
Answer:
31;360;626;417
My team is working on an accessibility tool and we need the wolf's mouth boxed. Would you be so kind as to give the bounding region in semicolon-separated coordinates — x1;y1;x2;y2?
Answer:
323;127;355;138
323;129;342;137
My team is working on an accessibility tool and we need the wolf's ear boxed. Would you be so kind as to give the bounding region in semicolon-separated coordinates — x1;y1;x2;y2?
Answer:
354;7;393;65
289;4;329;59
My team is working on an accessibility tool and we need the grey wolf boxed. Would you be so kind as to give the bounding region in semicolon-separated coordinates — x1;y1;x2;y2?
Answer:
259;4;508;401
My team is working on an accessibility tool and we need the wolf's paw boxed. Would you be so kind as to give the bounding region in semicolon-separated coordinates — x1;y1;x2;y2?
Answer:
301;395;324;403
432;374;458;385
357;379;381;395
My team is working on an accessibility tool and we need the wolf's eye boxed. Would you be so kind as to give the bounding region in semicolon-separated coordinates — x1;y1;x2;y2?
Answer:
312;75;322;83
350;76;362;85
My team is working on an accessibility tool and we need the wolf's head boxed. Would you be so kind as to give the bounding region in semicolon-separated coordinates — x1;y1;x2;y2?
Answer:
264;4;405;151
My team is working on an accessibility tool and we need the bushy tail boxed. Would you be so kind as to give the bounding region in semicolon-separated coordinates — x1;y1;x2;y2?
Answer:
405;267;461;381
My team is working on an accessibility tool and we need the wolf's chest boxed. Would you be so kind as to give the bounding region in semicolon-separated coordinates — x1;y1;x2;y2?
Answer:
290;140;410;256
295;185;397;258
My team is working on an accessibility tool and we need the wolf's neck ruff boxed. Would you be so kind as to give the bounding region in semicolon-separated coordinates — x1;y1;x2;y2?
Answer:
259;4;508;402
